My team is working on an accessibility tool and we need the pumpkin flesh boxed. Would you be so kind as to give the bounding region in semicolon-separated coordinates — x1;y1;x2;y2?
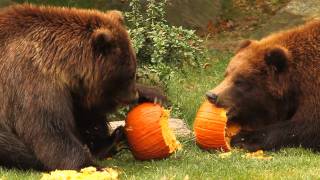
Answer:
160;110;181;153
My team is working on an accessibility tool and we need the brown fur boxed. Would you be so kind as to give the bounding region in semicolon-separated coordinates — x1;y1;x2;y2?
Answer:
0;4;166;171
207;20;320;151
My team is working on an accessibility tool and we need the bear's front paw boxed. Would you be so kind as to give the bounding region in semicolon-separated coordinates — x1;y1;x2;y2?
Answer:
137;84;168;105
93;126;128;159
109;126;128;151
231;130;266;152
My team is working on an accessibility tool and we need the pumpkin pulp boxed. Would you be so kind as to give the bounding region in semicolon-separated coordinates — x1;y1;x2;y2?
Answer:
159;109;181;153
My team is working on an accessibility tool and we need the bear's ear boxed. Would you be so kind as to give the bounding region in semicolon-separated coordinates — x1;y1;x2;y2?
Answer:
106;10;124;24
265;46;291;73
92;28;114;51
235;40;252;53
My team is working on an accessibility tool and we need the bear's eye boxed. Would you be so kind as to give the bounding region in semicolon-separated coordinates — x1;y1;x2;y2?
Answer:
234;78;252;90
234;79;245;86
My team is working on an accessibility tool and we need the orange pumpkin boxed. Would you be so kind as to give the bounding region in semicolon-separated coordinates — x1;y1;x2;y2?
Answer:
193;100;241;151
125;103;181;160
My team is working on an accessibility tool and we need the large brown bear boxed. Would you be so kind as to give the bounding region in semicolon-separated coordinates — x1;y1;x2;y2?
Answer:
0;4;166;170
207;21;320;152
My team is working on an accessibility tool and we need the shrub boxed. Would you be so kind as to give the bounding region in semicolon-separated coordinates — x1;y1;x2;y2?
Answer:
125;0;207;86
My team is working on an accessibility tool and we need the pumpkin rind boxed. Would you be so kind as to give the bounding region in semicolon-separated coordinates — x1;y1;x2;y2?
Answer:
193;100;232;151
125;103;180;160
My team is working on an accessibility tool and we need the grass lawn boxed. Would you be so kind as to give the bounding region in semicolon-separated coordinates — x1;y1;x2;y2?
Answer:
105;143;320;180
3;142;320;179
1;50;320;180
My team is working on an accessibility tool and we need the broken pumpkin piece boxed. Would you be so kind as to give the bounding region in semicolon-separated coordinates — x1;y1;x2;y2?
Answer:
225;122;241;145
193;100;241;151
242;150;273;160
41;166;119;180
218;151;232;158
125;103;181;160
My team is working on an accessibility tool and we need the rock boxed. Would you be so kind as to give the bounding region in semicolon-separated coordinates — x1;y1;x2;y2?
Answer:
252;0;320;38
117;0;222;30
12;0;221;30
109;118;192;137
167;118;192;137
109;121;126;131
165;0;221;30
284;0;320;17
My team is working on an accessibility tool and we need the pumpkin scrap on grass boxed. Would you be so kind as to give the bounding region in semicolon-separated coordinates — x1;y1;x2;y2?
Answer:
41;166;119;180
242;150;272;160
125;103;181;160
218;151;233;159
193;100;241;151
218;150;273;160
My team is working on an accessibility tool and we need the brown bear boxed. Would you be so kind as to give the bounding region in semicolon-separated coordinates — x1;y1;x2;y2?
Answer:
207;20;320;152
0;4;166;170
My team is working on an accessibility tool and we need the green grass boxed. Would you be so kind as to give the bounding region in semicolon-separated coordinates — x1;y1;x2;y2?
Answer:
104;141;320;180
167;49;232;125
3;140;320;179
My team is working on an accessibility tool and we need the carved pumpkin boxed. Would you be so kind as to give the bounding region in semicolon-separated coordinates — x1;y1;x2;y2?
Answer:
193;100;241;151
125;103;181;160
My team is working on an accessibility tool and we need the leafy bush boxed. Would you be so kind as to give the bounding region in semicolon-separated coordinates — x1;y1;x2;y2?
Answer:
125;0;207;86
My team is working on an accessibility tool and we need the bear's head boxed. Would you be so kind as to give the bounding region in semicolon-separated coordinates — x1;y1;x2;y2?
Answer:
3;5;138;112
207;40;298;128
80;10;138;110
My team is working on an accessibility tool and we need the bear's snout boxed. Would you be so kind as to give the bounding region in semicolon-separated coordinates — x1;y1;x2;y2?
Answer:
206;91;218;104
